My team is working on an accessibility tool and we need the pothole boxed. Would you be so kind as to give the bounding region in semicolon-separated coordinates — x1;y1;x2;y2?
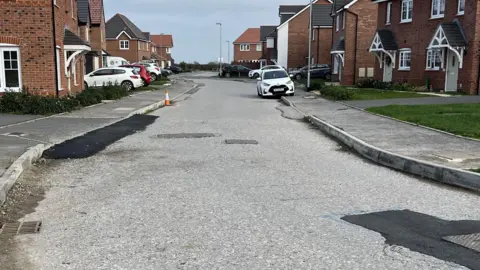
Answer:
153;133;218;139
225;139;258;145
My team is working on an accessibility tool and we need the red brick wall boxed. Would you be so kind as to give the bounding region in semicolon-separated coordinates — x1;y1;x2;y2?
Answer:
233;44;262;62
312;28;333;65
374;0;480;94
0;0;55;95
90;11;106;67
107;34;151;63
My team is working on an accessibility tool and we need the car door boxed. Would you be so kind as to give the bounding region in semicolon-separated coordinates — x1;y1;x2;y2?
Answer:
110;69;127;85
89;69;110;87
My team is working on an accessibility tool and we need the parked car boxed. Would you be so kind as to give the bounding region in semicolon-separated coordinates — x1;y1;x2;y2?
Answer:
161;68;171;77
84;67;143;91
249;65;284;79
104;56;129;67
120;64;152;86
137;62;162;81
256;68;294;97
221;65;251;78
167;65;182;74
289;64;331;81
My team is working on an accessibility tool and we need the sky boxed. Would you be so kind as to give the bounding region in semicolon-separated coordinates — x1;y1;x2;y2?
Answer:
104;0;309;64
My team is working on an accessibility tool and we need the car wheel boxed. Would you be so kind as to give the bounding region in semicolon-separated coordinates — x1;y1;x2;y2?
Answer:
150;73;157;81
253;73;259;79
295;74;302;80
325;73;331;81
84;82;88;89
121;81;134;91
225;72;231;78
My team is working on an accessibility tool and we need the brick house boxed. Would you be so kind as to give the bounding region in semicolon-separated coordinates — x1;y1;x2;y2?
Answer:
233;28;262;62
259;26;278;66
0;0;91;96
151;34;174;68
277;1;333;70
370;0;478;94
331;0;378;85
79;0;107;74
105;14;150;63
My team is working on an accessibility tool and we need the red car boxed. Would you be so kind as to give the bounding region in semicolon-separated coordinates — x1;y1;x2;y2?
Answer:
120;64;152;86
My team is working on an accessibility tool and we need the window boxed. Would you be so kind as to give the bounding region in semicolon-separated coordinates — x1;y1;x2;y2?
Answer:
426;49;442;70
71;0;74;18
120;40;129;50
166;47;171;53
386;2;392;24
342;12;346;29
93;69;114;76
401;0;413;22
0;47;21;91
458;0;465;14
56;47;62;90
431;0;445;18
256;44;262;51
399;49;411;70
336;15;340;31
240;44;250;51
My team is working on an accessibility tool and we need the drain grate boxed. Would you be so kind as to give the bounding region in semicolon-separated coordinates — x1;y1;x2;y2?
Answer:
225;139;258;145
154;133;217;139
0;221;42;236
443;233;480;253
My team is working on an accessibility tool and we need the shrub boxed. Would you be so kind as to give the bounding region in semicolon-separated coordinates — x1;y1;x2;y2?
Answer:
320;86;354;101
310;79;325;90
392;82;414;91
356;78;377;88
372;80;392;90
0;90;79;115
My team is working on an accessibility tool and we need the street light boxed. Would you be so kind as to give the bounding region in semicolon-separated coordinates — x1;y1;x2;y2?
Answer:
226;40;230;64
216;22;222;74
307;0;313;89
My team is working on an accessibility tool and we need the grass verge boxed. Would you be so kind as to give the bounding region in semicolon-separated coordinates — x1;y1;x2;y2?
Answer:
366;104;480;139
470;169;480;173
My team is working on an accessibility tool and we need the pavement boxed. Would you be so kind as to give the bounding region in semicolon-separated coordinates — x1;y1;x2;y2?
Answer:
4;77;480;269
283;88;480;171
0;79;195;179
344;95;480;109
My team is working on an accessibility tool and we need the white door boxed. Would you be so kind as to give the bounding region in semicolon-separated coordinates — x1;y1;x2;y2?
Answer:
93;56;99;70
383;55;393;82
445;50;459;92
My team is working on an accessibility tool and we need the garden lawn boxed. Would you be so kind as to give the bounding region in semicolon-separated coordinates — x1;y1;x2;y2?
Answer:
366;104;480;139
351;89;427;100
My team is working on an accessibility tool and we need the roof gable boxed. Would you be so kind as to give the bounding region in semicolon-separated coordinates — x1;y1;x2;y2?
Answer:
151;34;174;47
106;14;147;40
233;28;261;44
90;0;104;25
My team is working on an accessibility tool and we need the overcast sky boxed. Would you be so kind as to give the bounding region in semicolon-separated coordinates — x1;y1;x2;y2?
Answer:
104;0;309;64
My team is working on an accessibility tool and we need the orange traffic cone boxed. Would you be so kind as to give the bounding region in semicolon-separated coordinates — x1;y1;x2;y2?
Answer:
165;89;171;106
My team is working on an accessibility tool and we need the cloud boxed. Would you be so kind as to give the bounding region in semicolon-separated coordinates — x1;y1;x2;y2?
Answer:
104;0;309;63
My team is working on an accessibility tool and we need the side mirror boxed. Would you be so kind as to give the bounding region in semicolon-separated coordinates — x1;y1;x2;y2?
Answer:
257;77;262;81
90;74;94;77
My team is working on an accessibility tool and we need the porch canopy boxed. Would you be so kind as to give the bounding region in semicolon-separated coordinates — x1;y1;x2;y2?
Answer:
64;29;91;75
330;38;345;66
427;21;467;68
369;29;398;68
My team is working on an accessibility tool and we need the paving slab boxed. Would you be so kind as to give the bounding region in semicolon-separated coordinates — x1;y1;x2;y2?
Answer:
0;114;42;127
285;90;480;170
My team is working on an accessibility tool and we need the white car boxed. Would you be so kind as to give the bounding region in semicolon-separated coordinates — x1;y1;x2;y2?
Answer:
249;65;284;79
138;62;162;81
256;69;295;97
84;67;143;91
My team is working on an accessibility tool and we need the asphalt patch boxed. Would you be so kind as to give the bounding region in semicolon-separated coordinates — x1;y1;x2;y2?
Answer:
42;115;158;159
342;210;480;269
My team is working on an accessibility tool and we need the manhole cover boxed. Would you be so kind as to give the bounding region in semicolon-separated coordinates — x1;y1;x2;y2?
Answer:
443;233;480;252
0;221;42;236
225;139;258;145
154;133;217;139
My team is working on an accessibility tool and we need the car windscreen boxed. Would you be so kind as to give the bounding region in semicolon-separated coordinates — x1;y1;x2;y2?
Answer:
263;70;288;80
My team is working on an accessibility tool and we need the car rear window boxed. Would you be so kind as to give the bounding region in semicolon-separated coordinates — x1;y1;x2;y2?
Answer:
263;70;288;80
113;69;126;74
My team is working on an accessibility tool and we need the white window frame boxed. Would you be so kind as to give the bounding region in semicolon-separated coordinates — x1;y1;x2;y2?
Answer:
431;0;445;19
312;29;316;41
71;0;74;19
166;47;171;53
399;49;412;70
401;0;413;23
386;2;392;24
120;40;129;50
0;46;22;92
256;44;262;51
85;26;89;42
426;49;442;70
311;57;315;65
56;47;62;90
336;15;340;31
458;0;465;15
342;11;346;29
240;44;250;51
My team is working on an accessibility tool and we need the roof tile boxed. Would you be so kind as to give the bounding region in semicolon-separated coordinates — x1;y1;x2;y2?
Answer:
151;34;173;47
233;28;261;44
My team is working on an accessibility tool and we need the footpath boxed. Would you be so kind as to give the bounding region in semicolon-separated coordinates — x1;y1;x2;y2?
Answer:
0;79;197;204
282;87;480;191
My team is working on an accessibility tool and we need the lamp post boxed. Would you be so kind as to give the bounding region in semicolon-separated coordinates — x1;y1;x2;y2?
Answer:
216;22;222;74
307;0;313;89
226;40;230;64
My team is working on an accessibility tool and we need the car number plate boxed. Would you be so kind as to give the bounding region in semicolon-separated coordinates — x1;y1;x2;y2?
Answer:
273;88;284;92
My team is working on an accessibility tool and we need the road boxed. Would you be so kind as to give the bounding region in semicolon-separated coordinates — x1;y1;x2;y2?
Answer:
4;76;480;269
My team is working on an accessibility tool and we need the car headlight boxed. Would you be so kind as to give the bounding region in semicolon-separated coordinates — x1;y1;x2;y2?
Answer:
262;82;270;87
286;80;294;85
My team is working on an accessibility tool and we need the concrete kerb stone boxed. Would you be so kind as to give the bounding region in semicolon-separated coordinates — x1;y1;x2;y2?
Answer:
281;96;480;192
0;83;199;206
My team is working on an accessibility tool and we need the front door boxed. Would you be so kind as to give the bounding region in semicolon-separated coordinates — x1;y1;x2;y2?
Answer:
85;54;94;74
445;50;459;92
383;55;393;82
